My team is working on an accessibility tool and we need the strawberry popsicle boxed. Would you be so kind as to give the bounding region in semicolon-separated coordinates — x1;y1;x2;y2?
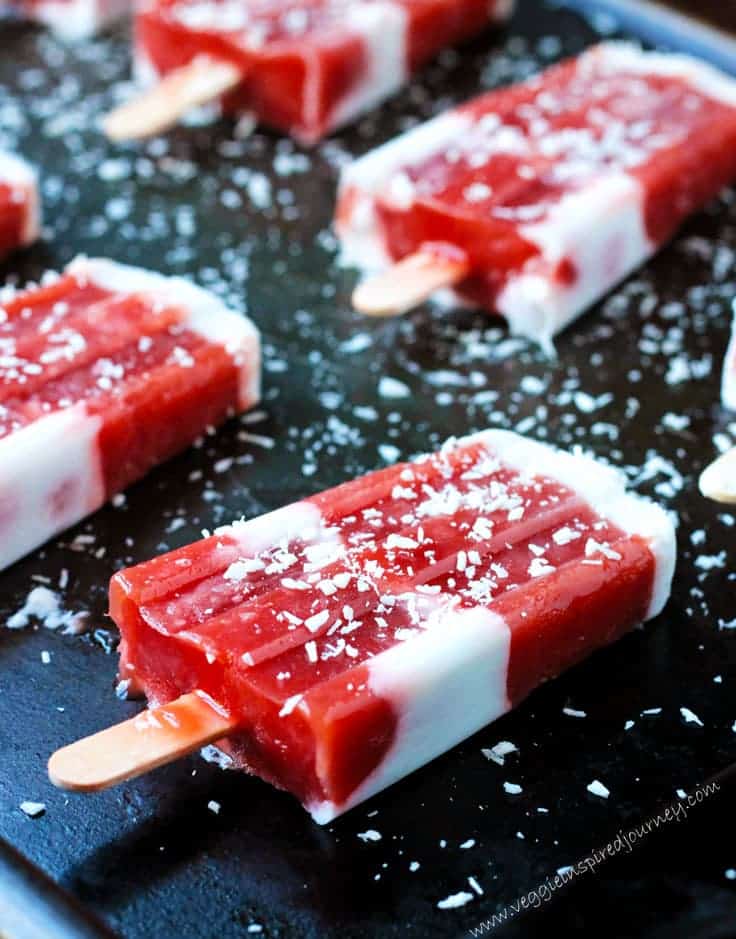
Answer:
0;256;260;571
115;0;514;143
0;152;40;260
723;308;736;410
1;0;129;38
337;42;736;344
111;429;675;824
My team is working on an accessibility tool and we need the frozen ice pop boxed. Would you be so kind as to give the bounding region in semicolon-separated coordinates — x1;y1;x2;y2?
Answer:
105;0;514;143
1;0;129;38
0;256;260;571
89;429;675;824
338;42;736;344
0;152;40;260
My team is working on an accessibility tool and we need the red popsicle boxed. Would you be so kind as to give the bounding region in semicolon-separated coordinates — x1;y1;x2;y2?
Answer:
0;256;260;570
338;43;736;344
81;429;676;823
105;0;514;142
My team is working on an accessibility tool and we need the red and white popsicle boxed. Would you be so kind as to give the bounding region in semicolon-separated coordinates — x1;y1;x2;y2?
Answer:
0;256;260;571
0;152;40;260
104;0;514;143
1;0;129;38
337;42;736;345
49;429;675;824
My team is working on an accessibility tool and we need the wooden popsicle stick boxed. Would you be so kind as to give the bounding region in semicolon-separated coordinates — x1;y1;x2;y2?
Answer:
48;691;236;792
699;446;736;504
103;57;243;143
352;251;469;318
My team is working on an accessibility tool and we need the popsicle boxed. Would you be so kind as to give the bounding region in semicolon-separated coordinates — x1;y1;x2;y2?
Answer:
1;0;129;38
0;256;260;571
104;0;515;143
0;152;40;260
338;42;736;345
50;429;675;824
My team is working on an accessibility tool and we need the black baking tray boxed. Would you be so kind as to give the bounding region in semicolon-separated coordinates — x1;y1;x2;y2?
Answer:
0;1;735;937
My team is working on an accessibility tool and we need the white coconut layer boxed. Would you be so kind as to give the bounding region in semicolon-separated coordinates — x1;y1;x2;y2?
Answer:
0;404;105;571
26;0;128;39
495;173;653;347
309;602;511;825
322;2;408;138
585;41;736;108
220;501;337;558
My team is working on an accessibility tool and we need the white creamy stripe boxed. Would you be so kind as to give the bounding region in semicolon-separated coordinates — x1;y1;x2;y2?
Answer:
325;2;408;136
67;257;261;408
309;602;511;824
0;151;36;189
217;502;337;557
0;405;105;572
586;41;736;109
0;150;41;246
722;309;736;411
28;0;128;38
470;429;676;619
495;173;653;347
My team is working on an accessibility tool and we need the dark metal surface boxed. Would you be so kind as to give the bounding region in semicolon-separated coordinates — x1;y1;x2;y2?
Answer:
0;2;735;937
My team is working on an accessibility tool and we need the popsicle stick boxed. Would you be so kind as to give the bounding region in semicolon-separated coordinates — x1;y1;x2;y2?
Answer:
699;446;736;504
352;251;469;317
48;691;236;792
103;57;243;142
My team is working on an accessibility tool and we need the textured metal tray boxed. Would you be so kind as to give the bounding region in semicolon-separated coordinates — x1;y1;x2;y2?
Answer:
0;1;735;936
